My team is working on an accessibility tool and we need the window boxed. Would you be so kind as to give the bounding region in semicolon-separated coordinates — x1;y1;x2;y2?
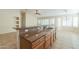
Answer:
62;16;73;27
50;18;55;25
38;19;49;26
57;17;61;27
38;18;55;26
38;15;79;28
42;19;49;25
62;16;67;26
38;20;41;25
73;16;78;27
66;16;72;27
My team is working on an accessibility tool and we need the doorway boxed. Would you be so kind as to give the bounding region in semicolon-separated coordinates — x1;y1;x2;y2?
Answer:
20;10;26;28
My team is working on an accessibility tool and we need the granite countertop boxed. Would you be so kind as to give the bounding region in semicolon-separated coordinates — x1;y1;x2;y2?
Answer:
20;28;54;43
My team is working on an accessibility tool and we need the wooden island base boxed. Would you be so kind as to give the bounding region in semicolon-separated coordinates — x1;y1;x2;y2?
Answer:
20;28;55;49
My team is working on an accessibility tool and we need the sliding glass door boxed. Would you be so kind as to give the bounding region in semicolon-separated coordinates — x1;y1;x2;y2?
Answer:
62;15;79;28
56;17;62;27
38;15;79;29
49;17;55;26
37;17;55;26
73;16;78;27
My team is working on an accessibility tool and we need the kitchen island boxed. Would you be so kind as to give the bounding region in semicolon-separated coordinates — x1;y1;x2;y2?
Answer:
20;27;56;49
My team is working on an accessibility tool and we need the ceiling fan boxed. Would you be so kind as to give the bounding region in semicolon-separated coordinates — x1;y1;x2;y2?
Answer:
35;10;41;15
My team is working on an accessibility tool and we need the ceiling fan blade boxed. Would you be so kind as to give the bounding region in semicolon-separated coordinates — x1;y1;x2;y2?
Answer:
35;10;41;15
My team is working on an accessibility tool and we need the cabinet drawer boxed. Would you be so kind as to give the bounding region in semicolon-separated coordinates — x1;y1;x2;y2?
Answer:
32;36;45;48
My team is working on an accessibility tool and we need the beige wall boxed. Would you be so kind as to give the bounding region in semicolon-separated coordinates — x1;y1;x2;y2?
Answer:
0;9;21;34
26;12;37;27
0;9;38;34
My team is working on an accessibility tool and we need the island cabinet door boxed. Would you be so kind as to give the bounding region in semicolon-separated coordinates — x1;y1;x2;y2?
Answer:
32;36;45;49
50;33;53;47
45;38;51;49
45;33;51;49
33;41;45;49
20;38;32;49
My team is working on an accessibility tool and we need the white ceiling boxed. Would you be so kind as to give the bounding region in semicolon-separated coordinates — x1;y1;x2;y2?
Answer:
27;9;79;16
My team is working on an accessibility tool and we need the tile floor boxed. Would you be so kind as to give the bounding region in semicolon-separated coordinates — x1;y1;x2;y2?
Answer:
52;30;79;49
0;32;17;49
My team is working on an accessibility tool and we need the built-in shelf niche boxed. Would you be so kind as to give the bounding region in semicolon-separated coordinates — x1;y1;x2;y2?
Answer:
15;17;20;28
